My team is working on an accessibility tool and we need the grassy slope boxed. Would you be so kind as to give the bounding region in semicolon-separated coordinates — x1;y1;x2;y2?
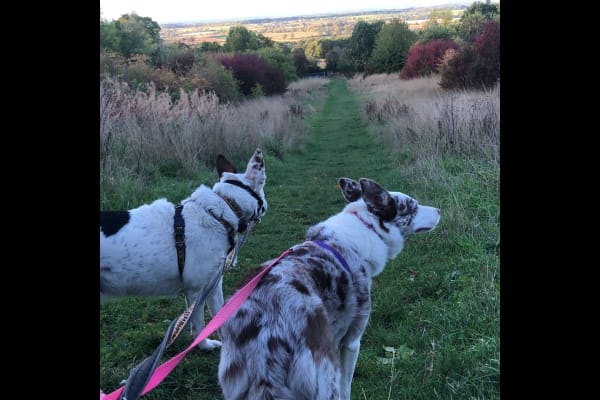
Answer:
100;77;499;399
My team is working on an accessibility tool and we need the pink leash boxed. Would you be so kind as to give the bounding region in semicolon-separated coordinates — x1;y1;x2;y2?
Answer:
100;246;294;400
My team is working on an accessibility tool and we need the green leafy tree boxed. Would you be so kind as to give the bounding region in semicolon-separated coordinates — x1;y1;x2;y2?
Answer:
367;19;417;74
327;37;350;70
199;42;223;52
275;43;292;55
458;12;488;42
257;47;298;82
419;23;457;43
256;33;275;49
100;19;120;52
463;1;500;19
115;13;161;62
335;47;354;76
320;40;335;55
193;54;242;103
292;48;309;77
305;40;324;59
459;1;500;42
224;26;255;52
325;48;340;71
223;26;263;52
345;20;384;72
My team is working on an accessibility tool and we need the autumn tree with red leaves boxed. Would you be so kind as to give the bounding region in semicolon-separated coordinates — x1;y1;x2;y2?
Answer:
399;39;459;80
220;53;287;97
440;19;499;90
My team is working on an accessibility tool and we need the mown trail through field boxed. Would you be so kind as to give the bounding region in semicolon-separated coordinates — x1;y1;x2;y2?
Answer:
245;77;397;259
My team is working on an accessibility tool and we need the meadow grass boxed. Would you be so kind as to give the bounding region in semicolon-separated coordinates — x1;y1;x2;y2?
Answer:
100;76;499;399
100;77;330;209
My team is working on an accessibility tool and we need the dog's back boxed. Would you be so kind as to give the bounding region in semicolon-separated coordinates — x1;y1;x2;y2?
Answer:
100;199;182;298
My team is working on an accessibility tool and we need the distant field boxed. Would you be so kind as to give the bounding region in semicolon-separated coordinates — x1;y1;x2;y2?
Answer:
160;6;464;46
265;31;324;42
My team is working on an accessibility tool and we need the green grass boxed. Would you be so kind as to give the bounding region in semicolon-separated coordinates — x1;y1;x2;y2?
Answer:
100;77;499;399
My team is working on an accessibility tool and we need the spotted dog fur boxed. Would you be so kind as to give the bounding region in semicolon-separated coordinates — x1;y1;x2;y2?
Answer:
218;177;440;399
100;149;267;350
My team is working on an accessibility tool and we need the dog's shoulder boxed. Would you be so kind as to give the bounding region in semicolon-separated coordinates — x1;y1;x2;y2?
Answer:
181;184;228;216
130;198;173;214
184;184;221;205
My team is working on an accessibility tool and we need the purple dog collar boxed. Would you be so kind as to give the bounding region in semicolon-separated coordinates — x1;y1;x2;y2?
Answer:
312;240;352;277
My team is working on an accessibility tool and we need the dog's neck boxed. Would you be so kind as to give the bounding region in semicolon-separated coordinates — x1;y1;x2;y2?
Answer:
212;180;264;230
223;179;264;212
351;210;384;241
305;209;400;279
218;194;248;233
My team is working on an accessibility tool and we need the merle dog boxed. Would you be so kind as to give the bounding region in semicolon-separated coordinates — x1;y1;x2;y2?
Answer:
218;177;440;398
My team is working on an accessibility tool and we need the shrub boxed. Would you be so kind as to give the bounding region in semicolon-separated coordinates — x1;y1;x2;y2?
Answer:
257;47;298;82
471;20;500;87
122;54;154;90
418;23;456;43
220;53;286;97
439;47;475;90
196;56;242;103
400;39;458;80
147;67;179;93
250;83;264;98
100;49;126;79
440;20;499;90
171;50;194;75
292;48;310;77
159;43;195;75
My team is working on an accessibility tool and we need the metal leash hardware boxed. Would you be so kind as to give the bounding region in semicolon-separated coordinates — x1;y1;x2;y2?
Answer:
224;219;257;271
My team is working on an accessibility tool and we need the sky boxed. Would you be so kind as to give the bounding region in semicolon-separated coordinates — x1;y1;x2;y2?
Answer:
99;0;473;24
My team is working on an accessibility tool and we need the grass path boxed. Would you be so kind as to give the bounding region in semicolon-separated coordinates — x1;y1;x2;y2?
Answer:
245;77;396;258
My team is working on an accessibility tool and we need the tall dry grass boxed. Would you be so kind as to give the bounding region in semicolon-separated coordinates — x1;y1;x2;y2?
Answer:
347;74;500;168
100;77;329;199
348;73;500;242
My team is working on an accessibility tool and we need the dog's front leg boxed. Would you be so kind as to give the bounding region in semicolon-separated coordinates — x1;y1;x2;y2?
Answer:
206;275;225;341
186;285;222;351
339;338;361;399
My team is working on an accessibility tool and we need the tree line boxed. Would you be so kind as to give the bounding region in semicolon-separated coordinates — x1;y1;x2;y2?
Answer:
100;1;499;102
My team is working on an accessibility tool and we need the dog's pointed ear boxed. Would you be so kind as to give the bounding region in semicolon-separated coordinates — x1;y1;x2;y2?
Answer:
339;177;362;202
244;148;266;188
217;154;237;178
359;178;397;220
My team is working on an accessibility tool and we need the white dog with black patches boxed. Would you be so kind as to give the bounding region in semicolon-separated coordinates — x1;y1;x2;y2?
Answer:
218;177;440;399
100;149;267;350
